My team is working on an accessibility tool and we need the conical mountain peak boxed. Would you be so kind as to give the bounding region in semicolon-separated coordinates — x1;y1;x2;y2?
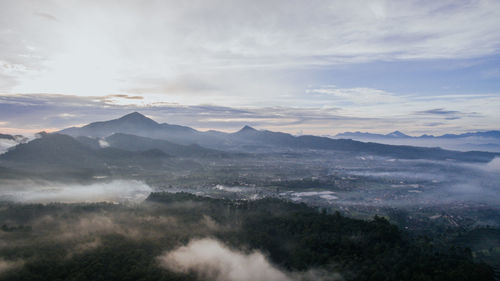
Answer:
116;112;158;125
238;125;257;133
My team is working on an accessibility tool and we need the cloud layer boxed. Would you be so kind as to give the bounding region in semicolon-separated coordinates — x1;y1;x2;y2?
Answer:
1;1;499;96
2;92;498;136
1;1;499;135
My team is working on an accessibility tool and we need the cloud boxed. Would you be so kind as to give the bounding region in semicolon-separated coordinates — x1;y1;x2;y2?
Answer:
423;122;444;127
102;94;144;104
0;92;499;136
158;238;292;281
33;12;59;22
0;139;18;154
0;180;152;203
416;108;461;115
158;238;344;281
1;1;499;136
0;259;24;275
306;86;401;105
484;157;500;172
98;139;109;148
414;108;482;121
0;93;364;135
1;0;500;98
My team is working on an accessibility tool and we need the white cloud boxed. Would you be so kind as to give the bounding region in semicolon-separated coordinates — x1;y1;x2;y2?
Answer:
58;113;77;118
0;0;499;99
158;238;344;281
0;180;152;203
484;157;500;172
307;86;402;105
98;139;109;148
158;238;292;281
0;139;18;155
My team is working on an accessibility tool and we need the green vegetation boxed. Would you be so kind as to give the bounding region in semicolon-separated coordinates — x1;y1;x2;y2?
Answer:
0;193;493;280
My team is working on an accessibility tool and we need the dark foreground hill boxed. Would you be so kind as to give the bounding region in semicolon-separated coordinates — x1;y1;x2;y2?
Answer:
0;133;192;180
0;193;493;281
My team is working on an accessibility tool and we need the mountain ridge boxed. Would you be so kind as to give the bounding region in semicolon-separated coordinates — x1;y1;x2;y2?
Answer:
55;112;500;162
336;130;500;139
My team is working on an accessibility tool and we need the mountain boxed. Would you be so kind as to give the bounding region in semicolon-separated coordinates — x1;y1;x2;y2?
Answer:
225;126;497;162
59;112;213;147
60;112;196;139
103;133;227;158
435;131;500;139
0;133;104;169
0;133;172;179
334;130;500;153
335;130;500;140
227;125;298;150
0;133;16;141
0;133;28;154
60;112;161;138
336;131;411;139
236;125;258;134
58;112;499;162
386;130;410;138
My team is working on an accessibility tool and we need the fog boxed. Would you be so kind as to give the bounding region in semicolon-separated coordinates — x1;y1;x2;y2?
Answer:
98;139;110;148
484;157;500;172
332;136;500;153
159;238;291;281
285;191;339;202
0;180;152;203
0;259;23;275
0;139;17;155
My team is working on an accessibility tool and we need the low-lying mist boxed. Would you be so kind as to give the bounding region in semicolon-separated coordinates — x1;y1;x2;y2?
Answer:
484;156;500;172
159;238;343;281
0;139;17;155
0;180;152;203
159;238;292;281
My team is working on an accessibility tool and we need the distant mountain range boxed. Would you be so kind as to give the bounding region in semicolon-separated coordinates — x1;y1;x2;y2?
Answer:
334;130;500;153
55;112;497;162
1;112;498;179
335;130;500;139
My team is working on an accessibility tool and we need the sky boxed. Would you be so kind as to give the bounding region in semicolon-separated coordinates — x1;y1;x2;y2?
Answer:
1;0;499;136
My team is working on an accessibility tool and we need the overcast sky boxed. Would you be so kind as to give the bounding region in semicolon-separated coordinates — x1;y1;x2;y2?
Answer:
1;0;499;135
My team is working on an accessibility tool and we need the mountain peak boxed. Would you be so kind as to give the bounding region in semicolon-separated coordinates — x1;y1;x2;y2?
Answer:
238;125;257;133
386;130;408;138
117;112;158;124
119;112;148;120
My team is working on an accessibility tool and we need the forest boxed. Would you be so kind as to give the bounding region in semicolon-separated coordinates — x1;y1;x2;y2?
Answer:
0;192;493;281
